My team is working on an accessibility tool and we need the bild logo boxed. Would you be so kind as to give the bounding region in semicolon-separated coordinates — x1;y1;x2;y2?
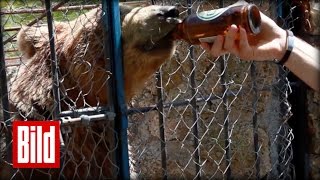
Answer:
13;121;60;168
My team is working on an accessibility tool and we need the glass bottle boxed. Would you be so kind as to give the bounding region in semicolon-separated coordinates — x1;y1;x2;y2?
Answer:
171;1;262;44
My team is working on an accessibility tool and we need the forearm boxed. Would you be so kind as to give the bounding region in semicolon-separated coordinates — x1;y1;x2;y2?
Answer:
283;37;320;91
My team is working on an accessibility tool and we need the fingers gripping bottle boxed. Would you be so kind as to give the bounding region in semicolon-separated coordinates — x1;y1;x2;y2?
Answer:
171;1;262;44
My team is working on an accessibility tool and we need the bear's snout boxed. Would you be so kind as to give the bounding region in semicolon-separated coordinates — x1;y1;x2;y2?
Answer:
163;7;179;18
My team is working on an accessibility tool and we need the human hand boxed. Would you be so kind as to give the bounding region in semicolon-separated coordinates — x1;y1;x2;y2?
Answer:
201;12;288;61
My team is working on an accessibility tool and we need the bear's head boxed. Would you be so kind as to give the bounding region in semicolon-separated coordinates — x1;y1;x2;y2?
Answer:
120;5;180;99
121;5;179;50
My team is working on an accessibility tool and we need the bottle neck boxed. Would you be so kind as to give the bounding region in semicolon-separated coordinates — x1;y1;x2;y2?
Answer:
170;22;184;40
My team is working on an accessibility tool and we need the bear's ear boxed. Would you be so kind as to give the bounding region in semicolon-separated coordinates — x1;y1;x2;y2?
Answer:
17;26;37;59
119;4;134;20
17;25;50;59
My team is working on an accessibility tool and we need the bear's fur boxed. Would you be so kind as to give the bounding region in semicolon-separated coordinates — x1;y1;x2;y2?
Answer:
2;4;179;179
10;4;178;119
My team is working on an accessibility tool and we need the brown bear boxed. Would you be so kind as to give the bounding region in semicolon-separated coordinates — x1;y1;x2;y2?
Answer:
2;4;179;179
11;4;179;119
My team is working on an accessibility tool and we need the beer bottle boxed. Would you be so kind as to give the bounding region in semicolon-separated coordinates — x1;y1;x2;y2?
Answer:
171;1;262;44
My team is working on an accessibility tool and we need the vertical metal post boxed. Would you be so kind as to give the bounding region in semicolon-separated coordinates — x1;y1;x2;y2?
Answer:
102;0;130;179
0;16;10;123
220;56;231;180
150;1;168;179
44;0;61;119
156;69;168;179
250;62;260;179
186;1;201;179
44;0;64;174
0;11;12;163
218;1;231;179
190;49;201;180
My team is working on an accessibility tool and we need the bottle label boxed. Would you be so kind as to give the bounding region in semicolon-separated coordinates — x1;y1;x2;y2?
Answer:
197;4;243;21
199;36;216;43
197;8;229;21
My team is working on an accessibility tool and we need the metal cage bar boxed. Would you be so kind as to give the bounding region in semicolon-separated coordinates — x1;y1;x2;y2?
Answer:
151;2;168;179
218;0;232;178
0;10;12;163
186;1;201;179
251;62;261;179
156;69;168;179
102;0;130;178
44;0;62;119
44;0;66;174
220;56;232;179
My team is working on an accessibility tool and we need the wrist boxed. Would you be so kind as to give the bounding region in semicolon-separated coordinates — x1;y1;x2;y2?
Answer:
275;29;288;60
275;30;295;65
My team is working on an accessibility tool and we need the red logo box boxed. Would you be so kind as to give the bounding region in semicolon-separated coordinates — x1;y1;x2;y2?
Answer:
12;121;60;168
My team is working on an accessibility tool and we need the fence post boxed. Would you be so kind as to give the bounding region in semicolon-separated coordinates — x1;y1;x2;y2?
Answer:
44;0;66;175
217;1;232;179
186;0;201;179
102;0;130;179
44;0;62;119
156;68;168;179
250;62;261;179
0;10;12;163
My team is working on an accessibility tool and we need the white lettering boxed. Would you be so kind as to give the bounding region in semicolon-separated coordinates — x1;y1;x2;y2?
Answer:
37;126;42;163
30;126;36;163
43;126;55;163
17;126;29;163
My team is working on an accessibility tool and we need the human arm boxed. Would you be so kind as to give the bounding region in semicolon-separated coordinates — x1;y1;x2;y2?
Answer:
282;36;319;91
201;12;320;91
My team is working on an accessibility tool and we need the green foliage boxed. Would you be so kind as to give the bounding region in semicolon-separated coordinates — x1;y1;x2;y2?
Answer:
2;0;102;57
2;0;140;57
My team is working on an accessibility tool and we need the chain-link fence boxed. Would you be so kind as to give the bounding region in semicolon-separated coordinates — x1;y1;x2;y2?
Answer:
0;0;300;179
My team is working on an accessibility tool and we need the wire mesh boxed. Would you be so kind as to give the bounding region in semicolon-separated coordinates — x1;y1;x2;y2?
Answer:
127;0;295;179
0;0;300;179
1;0;118;179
